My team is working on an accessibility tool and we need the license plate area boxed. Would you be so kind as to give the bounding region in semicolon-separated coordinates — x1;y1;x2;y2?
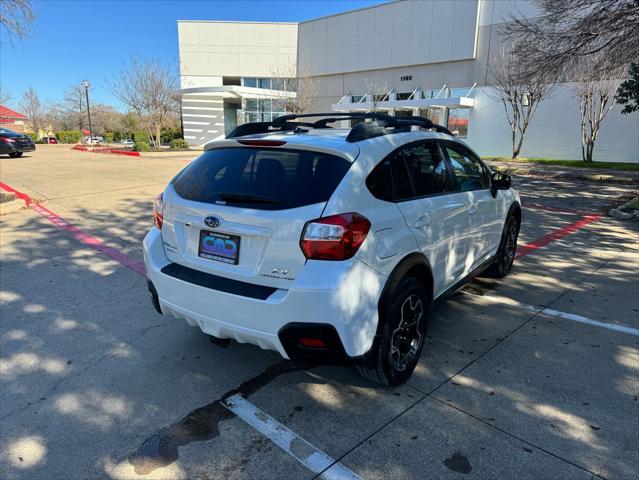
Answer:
198;230;241;265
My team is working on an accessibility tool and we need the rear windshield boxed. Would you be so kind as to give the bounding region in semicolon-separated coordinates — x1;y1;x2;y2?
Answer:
172;147;351;210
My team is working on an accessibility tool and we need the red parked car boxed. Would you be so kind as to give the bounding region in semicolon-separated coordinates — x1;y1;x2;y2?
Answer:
40;136;59;144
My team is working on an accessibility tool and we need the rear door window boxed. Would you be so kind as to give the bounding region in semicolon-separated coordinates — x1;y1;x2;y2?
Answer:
172;147;351;210
389;141;452;201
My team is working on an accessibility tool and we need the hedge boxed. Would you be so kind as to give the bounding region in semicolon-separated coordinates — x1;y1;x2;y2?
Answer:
170;138;189;149
133;141;150;152
56;131;81;144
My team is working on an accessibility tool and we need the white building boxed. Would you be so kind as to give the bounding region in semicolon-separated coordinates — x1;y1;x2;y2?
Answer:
176;0;639;162
177;20;298;144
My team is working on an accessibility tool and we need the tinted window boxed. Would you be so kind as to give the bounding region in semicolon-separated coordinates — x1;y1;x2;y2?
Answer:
366;159;393;201
391;142;451;200
173;148;351;210
445;145;489;191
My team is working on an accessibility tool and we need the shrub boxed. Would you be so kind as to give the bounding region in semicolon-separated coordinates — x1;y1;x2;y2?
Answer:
56;130;81;143
170;138;189;149
26;132;38;141
133;131;150;144
104;132;115;143
133;141;150;152
161;126;182;143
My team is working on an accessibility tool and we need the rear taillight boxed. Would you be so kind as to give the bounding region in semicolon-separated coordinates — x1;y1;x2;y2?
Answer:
153;193;164;229
300;213;371;260
0;137;16;143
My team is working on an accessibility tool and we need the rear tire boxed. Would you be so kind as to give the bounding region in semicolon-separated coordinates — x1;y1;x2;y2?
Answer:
486;214;520;278
9;152;23;158
355;277;429;386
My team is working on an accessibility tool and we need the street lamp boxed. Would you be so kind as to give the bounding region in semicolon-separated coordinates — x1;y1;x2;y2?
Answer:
81;80;93;143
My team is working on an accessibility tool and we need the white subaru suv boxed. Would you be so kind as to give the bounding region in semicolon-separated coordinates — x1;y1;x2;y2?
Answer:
143;113;520;385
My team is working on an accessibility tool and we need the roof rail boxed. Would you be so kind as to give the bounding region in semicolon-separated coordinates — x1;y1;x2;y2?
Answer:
226;112;453;142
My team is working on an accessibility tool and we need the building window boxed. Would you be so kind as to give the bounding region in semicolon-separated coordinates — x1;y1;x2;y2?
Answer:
449;87;473;98
419;108;444;126
373;93;390;103
351;95;366;103
242;78;257;88
242;97;287;125
395;92;413;101
241;77;295;92
447;108;469;137
244;99;258;111
258;78;271;89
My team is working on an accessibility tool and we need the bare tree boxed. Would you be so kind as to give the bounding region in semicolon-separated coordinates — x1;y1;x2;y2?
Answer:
110;58;178;148
364;78;391;112
571;58;624;162
0;0;36;43
505;0;639;77
19;87;43;136
270;63;319;114
488;48;554;158
62;85;85;131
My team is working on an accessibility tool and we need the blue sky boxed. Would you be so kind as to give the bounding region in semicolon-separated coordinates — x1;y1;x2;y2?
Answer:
2;0;384;110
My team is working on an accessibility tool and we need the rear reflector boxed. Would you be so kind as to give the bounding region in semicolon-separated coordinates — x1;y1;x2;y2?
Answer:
298;338;327;348
300;212;371;260
237;139;287;147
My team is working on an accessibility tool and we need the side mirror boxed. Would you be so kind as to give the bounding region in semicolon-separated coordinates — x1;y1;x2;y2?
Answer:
490;172;512;197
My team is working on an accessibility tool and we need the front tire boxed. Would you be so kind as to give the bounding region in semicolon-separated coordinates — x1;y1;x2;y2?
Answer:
9;152;23;158
355;277;429;386
486;214;520;278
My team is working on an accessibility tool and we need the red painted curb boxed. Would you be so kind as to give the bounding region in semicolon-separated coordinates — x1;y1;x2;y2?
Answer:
0;181;33;207
0;181;146;277
516;214;602;258
71;145;141;156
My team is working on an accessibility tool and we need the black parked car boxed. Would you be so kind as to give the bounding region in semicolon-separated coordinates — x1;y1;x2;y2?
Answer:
0;128;36;157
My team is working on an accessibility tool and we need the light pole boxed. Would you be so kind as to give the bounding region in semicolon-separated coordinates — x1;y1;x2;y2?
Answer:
82;80;93;143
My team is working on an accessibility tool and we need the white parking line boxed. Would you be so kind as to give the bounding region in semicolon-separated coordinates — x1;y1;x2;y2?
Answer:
223;394;362;480
463;291;639;337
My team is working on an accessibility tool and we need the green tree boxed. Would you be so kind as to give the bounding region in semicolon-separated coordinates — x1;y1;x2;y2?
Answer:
616;63;639;115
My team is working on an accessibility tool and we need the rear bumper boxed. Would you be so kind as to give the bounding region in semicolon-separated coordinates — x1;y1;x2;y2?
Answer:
143;227;385;359
0;143;35;154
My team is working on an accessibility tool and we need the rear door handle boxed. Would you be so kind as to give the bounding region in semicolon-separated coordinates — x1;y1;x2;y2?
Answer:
467;203;479;216
413;214;431;228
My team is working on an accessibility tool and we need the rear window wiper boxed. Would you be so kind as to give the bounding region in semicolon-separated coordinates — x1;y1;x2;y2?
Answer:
216;192;282;204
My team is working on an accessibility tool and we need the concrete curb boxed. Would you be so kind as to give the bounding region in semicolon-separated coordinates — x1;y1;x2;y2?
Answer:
489;164;639;185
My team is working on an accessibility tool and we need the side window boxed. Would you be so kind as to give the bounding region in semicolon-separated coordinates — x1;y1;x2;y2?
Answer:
366;159;393;201
391;142;451;201
445;144;489;192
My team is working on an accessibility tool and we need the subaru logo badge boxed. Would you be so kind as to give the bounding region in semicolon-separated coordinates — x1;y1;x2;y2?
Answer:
204;216;221;228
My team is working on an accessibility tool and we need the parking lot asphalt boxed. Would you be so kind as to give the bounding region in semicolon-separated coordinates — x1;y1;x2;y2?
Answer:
1;145;638;480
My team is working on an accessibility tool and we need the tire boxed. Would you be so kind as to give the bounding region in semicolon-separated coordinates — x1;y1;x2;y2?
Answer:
485;214;520;278
9;152;23;158
355;277;429;386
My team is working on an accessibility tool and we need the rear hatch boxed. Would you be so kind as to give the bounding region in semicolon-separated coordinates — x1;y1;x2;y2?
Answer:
161;144;354;290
